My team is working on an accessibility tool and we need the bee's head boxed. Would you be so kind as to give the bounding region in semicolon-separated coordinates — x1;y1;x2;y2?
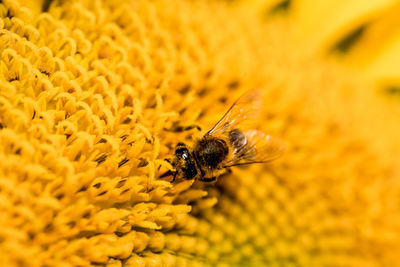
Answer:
175;142;190;161
173;142;197;179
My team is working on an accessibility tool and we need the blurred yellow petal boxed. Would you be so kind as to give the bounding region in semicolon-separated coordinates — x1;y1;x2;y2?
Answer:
340;4;400;87
293;0;399;54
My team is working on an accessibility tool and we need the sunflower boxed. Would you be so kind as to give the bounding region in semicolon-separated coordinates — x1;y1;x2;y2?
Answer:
0;0;399;266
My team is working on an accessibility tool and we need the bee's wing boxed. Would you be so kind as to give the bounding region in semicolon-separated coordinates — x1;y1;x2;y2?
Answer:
223;130;285;167
206;88;285;167
206;89;264;136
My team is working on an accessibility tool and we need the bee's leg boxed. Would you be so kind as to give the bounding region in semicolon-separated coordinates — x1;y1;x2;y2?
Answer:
164;124;202;132
159;158;177;182
159;170;174;178
200;176;216;183
172;171;177;183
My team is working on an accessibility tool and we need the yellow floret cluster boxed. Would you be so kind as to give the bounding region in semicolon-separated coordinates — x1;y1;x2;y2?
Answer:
1;0;400;266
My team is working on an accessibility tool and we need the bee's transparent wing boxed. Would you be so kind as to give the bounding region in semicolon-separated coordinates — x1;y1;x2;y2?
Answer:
205;88;285;167
206;89;264;136
223;130;285;167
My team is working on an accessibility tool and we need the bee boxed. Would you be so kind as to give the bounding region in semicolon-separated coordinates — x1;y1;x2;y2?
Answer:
165;89;285;182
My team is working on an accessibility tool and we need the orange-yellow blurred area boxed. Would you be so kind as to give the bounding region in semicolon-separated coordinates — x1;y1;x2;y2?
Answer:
0;0;399;266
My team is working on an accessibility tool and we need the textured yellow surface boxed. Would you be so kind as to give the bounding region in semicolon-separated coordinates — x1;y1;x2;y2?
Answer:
1;0;400;266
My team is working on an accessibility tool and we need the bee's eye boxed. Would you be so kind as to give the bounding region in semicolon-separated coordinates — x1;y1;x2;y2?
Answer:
175;147;189;160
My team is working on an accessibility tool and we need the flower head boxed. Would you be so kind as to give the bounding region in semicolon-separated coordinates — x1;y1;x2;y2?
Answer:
0;0;399;266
